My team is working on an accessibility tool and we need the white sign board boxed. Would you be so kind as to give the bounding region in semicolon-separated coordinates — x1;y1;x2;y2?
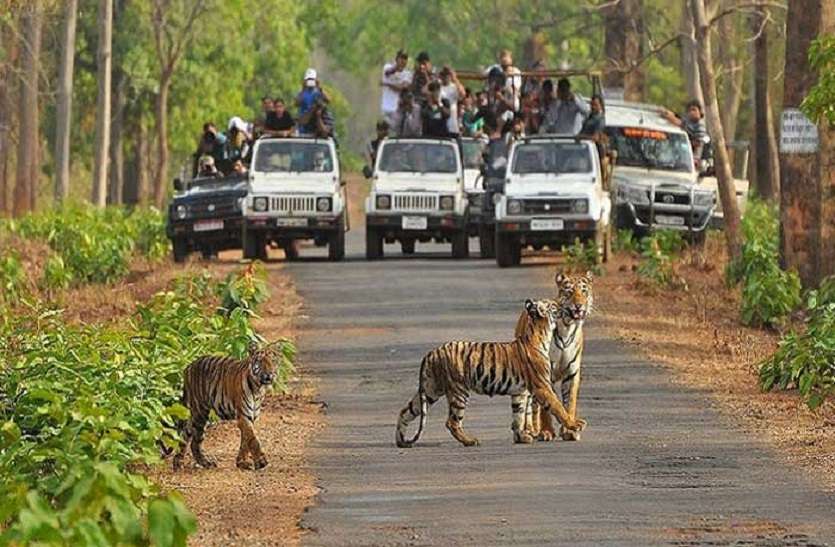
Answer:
780;108;819;154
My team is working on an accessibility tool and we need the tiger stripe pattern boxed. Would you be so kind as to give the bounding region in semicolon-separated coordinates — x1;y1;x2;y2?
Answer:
395;299;586;448
517;271;593;442
172;343;279;471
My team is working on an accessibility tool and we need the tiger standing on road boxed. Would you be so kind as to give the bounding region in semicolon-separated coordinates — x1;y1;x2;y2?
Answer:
517;271;593;442
395;299;585;448
172;342;280;471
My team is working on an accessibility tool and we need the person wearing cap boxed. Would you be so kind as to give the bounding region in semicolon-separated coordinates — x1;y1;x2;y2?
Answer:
391;89;422;138
197;155;221;177
192;122;228;176
381;50;413;126
226;116;252;163
540;78;589;135
410;51;435;104
296;68;330;134
366;120;390;168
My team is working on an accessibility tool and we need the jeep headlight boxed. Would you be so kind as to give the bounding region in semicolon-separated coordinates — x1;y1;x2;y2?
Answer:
376;194;391;210
693;191;716;207
439;195;455;211
618;184;650;205
316;197;332;212
175;204;187;219
507;199;523;215
571;199;589;214
253;196;268;212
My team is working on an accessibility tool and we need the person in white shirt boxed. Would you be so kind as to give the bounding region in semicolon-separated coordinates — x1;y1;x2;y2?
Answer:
439;66;465;137
380;50;413;126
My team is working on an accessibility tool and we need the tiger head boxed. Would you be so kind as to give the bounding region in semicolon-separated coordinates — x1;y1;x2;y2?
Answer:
524;298;560;335
554;271;594;321
247;342;279;386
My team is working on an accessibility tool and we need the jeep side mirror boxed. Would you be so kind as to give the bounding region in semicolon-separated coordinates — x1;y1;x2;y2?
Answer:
173;178;185;192
362;165;373;179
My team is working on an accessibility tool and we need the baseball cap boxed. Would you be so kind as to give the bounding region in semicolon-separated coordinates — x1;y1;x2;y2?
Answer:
304;68;317;86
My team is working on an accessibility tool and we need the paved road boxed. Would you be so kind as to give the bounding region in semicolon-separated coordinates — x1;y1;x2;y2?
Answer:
288;233;835;546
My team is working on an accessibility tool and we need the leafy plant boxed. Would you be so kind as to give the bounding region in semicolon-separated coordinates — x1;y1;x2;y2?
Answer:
801;35;835;125
561;238;601;276
41;255;73;291
0;251;26;306
614;229;639;254
760;276;835;409
726;199;801;327
217;262;270;317
634;231;686;290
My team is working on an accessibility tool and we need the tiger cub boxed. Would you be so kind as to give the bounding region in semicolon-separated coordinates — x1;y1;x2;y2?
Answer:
395;299;585;448
173;343;279;471
517;271;593;442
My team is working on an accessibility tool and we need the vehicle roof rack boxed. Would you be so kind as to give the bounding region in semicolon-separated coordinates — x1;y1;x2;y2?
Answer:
456;68;602;80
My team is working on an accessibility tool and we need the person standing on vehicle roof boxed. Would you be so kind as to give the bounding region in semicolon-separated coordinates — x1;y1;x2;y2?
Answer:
660;99;707;166
381;50;413;126
366;120;390;167
411;51;435;104
391;89;423;138
485;49;522;113
296;68;330;135
540;78;589;135
421;81;451;138
439;66;465;137
264;97;295;137
580;95;605;137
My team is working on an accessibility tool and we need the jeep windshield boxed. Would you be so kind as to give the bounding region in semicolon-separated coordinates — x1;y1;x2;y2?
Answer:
461;140;484;170
253;141;334;173
378;142;458;174
511;142;593;175
605;127;693;173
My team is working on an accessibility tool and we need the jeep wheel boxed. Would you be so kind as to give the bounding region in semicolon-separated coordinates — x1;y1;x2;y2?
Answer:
366;227;383;260
401;238;415;255
451;230;469;259
172;238;188;263
282;240;299;261
689;229;707;248
496;232;520;268
478;225;495;258
328;217;346;261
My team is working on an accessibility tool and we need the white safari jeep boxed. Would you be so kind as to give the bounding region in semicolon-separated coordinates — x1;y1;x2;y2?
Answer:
364;138;469;259
244;137;346;261
494;136;612;267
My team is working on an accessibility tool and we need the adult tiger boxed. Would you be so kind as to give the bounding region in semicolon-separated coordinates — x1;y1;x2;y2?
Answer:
395;299;585;448
172;342;280;471
516;271;593;442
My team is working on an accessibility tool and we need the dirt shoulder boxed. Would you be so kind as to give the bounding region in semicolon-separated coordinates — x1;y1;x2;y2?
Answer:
595;238;835;489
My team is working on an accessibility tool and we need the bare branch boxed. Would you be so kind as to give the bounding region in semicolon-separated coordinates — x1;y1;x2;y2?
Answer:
709;1;786;26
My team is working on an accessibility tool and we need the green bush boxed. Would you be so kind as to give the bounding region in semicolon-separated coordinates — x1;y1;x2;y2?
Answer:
0;266;293;545
613;229;639;254
634;231;686;289
218;263;270;317
726;199;801;327
561;238;601;276
760;276;835;409
0;251;26;306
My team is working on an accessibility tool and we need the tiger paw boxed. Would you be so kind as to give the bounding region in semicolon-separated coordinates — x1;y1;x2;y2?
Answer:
538;428;556;442
197;458;217;469
253;457;268;470
560;428;581;441
462;437;480;447
514;432;534;444
236;460;253;470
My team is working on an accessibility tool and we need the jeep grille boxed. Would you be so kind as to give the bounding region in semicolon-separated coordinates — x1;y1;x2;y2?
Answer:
271;196;316;214
393;193;438;211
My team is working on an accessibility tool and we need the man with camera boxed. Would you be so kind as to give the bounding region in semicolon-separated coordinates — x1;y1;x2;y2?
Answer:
381;50;413;126
296;68;331;136
391;89;422;138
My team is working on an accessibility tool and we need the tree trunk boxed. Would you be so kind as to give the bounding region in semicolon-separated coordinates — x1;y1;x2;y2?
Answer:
153;75;171;208
14;2;41;217
602;0;645;101
136;115;150;205
749;3;779;200
109;72;126;205
54;0;78;206
0;20;18;216
92;0;113;207
679;5;704;107
690;0;742;261
717;6;743;144
779;0;834;289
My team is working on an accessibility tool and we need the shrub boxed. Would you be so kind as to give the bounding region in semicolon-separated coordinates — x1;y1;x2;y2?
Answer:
726;199;801;327
0;251;26;306
634;231;686;290
759;276;835;409
560;238;601;275
613;229;639;254
0;266;292;545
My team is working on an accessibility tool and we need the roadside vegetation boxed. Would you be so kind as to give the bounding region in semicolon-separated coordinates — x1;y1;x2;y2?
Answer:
0;208;295;545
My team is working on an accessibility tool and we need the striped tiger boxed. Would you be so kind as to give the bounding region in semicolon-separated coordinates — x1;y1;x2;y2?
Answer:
517;271;593;442
172;343;279;471
395;299;585;448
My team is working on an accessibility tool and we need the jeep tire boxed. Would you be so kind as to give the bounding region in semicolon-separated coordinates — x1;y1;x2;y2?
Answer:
401;238;415;255
172;237;188;263
328;216;346;261
478;224;495;258
496;231;520;268
451;230;469;259
365;227;383;260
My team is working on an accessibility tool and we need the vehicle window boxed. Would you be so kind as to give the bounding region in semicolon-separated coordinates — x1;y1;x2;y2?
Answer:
253;141;334;173
461;141;484;170
605;127;693;172
511;142;593;175
378;143;458;173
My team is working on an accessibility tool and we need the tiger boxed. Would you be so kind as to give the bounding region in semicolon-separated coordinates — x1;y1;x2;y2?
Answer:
516;271;593;442
172;342;279;471
395;298;586;448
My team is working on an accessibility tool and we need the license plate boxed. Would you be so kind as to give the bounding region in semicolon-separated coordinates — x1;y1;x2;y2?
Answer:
402;216;428;230
655;215;685;226
193;219;224;232
276;218;308;227
530;218;564;231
